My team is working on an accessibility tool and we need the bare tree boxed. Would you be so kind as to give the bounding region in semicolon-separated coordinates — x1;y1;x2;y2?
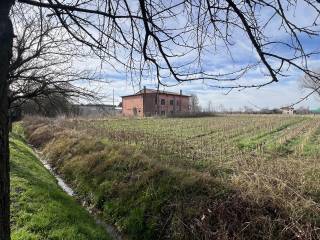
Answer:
295;68;320;107
302;68;320;95
190;94;201;112
1;0;320;239
207;100;214;112
0;2;13;238
9;4;97;110
20;93;74;117
14;0;320;89
1;3;98;238
244;106;254;113
295;106;311;114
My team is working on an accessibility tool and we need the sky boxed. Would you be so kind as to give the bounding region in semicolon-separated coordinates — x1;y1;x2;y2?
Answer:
72;0;320;111
87;74;319;111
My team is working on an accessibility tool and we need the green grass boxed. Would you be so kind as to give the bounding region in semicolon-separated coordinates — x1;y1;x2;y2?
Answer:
41;133;233;239
236;119;302;151
10;124;111;240
22;115;320;239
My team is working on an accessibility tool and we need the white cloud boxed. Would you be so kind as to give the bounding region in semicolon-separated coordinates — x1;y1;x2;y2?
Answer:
191;80;319;110
78;75;319;111
69;0;320;110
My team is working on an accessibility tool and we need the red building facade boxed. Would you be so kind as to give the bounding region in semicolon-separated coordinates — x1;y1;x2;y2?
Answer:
122;88;190;117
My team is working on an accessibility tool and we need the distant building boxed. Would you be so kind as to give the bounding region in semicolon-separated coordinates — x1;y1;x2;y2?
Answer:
121;87;191;117
73;104;121;117
280;107;294;115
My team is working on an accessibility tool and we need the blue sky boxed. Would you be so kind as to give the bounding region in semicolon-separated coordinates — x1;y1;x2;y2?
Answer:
79;65;320;111
74;1;320;110
92;75;319;110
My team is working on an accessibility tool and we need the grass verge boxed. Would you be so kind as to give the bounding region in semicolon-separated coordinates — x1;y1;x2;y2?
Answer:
10;124;110;240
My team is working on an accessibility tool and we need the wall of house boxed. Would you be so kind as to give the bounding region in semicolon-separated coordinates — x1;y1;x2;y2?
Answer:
123;93;190;117
143;93;158;116
122;95;144;117
150;94;190;116
179;96;191;113
282;109;294;115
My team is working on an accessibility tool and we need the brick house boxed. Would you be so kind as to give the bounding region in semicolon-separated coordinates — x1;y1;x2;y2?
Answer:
121;87;191;117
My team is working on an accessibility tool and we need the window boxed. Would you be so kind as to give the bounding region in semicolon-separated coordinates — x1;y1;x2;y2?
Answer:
161;111;165;115
170;110;174;115
170;99;174;105
161;99;165;105
176;100;180;105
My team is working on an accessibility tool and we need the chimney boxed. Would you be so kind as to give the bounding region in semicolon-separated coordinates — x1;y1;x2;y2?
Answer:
144;86;146;94
180;89;182;95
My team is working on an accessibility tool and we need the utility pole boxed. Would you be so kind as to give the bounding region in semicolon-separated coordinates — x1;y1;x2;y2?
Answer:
112;88;115;116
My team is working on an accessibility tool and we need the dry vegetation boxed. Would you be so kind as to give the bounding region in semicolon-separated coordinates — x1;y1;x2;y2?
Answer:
23;115;320;239
10;124;110;240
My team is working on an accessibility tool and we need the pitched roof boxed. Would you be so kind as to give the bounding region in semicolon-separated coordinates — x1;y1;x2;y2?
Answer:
280;107;294;110
121;88;190;98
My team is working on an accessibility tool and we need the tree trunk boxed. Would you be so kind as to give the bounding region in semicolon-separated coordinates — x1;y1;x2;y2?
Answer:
0;1;14;240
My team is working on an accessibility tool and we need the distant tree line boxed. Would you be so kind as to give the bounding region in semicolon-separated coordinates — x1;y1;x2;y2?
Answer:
18;94;75;117
198;103;314;115
183;94;315;116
